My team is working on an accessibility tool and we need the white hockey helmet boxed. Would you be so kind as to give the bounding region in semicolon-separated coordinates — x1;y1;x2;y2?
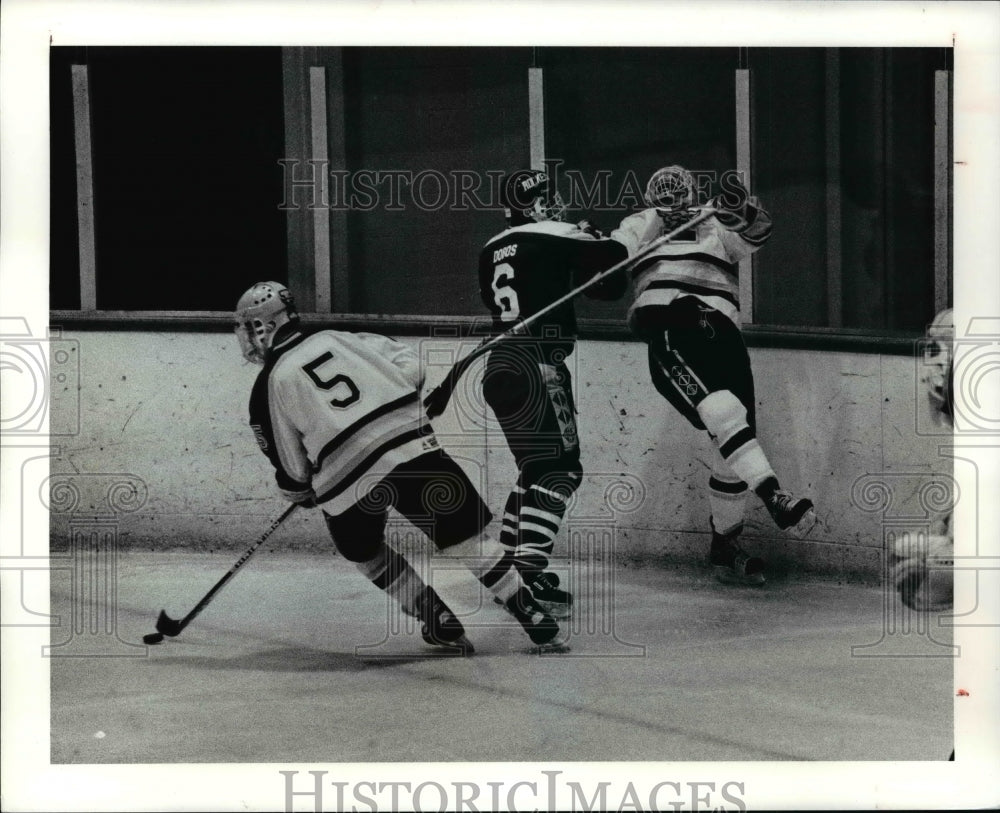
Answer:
234;281;299;364
923;307;954;424
645;165;696;213
927;307;954;343
924;307;954;366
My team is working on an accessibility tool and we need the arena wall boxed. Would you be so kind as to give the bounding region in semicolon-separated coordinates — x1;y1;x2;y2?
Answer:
47;331;951;583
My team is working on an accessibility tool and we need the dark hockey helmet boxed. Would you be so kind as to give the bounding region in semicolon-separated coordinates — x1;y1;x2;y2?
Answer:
501;169;567;225
234;281;299;364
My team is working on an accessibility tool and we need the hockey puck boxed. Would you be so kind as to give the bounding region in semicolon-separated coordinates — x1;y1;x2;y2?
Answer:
143;632;165;645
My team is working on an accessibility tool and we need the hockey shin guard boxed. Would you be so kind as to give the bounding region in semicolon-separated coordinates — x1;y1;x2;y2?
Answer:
708;454;750;535
696;390;776;491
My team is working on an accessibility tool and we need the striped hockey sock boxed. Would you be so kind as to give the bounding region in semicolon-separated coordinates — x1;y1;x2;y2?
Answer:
498;486;524;549
515;483;568;573
352;543;426;617
498;480;570;576
708;457;750;535
441;533;524;604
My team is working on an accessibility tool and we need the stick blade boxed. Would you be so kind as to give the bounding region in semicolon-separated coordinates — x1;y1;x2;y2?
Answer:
155;610;183;637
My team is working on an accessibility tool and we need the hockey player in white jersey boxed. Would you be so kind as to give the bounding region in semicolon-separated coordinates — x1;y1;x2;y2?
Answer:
891;307;954;611
234;281;568;652
610;166;817;585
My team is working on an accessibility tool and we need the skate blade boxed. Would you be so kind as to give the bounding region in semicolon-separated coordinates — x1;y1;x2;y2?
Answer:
791;508;818;538
528;626;571;653
533;598;572;619
713;565;766;586
531;639;571;654
428;635;475;656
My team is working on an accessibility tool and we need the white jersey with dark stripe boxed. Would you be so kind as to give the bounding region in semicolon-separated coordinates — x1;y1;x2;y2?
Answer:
248;328;436;516
610;202;772;328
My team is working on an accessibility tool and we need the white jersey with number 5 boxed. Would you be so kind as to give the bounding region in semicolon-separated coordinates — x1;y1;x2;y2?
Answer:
248;328;436;515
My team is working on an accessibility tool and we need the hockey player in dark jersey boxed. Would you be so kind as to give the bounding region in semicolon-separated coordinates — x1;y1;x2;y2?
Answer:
478;169;628;615
611;165;817;585
234;281;568;653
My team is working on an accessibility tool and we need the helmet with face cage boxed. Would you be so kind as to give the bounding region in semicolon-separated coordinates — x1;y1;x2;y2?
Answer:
644;165;696;213
234;281;299;364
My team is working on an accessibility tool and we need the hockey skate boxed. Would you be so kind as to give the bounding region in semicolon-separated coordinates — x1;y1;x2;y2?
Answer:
503;587;569;653
761;484;816;536
526;571;573;619
414;587;474;655
709;521;765;586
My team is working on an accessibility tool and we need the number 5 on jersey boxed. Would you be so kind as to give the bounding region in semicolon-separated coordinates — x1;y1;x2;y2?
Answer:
302;352;361;408
491;263;520;322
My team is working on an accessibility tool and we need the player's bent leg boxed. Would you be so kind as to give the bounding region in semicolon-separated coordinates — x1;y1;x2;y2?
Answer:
708;451;749;528
696;390;774;486
517;466;580;618
497;362;582;616
392;449;568;652
323;507;472;653
754;477;817;536
696;390;817;536
438;531;568;652
354;548;472;653
484;353;556;570
709;518;765;586
497;485;524;551
439;513;569;651
707;458;764;585
481;350;576;643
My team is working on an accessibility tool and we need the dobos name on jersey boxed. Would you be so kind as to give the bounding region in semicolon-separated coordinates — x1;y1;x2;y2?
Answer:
493;244;517;263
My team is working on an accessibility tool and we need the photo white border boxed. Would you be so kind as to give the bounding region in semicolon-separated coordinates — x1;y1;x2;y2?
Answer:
2;1;998;810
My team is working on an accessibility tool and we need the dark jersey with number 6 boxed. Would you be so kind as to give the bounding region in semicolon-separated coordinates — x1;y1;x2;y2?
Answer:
478;221;628;364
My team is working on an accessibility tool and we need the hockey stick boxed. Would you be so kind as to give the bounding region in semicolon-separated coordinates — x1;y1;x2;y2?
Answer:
423;206;718;418
144;503;298;643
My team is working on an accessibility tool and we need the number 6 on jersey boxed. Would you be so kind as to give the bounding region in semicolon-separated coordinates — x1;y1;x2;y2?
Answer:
491;263;520;322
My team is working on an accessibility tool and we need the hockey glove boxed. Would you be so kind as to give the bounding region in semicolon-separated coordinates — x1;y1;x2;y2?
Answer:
577;220;605;239
712;175;751;229
280;483;317;508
